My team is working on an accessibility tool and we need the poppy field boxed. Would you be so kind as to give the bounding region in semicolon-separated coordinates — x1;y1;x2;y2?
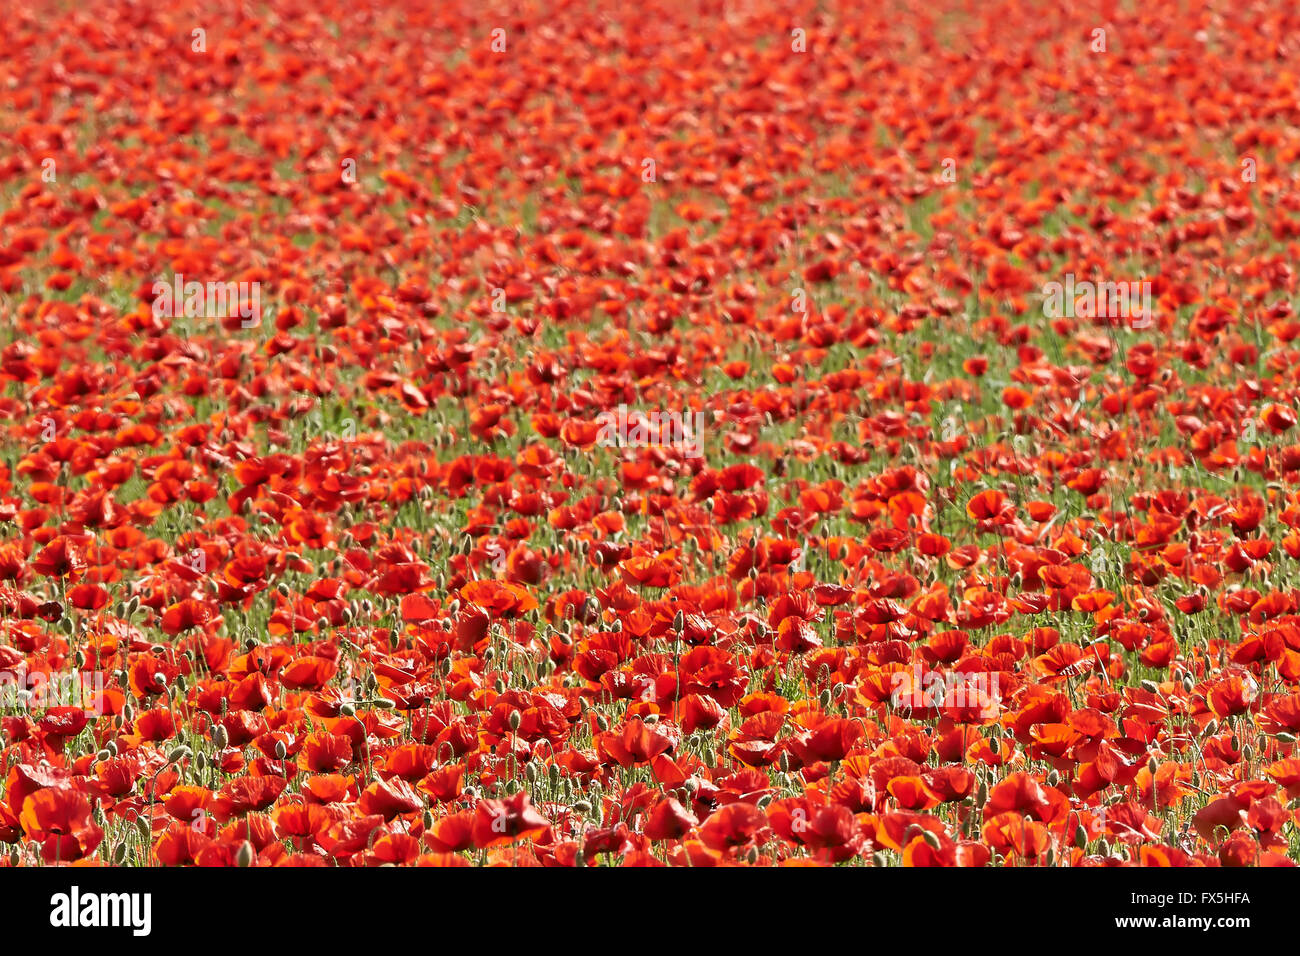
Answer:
3;0;1300;871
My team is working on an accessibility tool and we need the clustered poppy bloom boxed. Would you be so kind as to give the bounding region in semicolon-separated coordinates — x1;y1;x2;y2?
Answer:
0;0;1297;870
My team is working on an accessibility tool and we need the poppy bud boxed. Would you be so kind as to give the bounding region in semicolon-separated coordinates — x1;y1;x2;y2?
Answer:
213;726;229;749
1204;720;1218;737
236;841;255;867
922;829;941;850
1182;676;1194;693
509;710;522;732
275;740;288;761
1140;679;1158;694
167;745;191;764
871;851;889;867
975;781;988;807
106;739;118;757
1279;732;1296;744
673;610;684;632
372;697;395;709
340;702;356;717
818;689;832;709
1230;734;1240;750
113;843;127;865
574;800;592;814
1147;755;1158;774
1074;824;1088;849
422;809;435;829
